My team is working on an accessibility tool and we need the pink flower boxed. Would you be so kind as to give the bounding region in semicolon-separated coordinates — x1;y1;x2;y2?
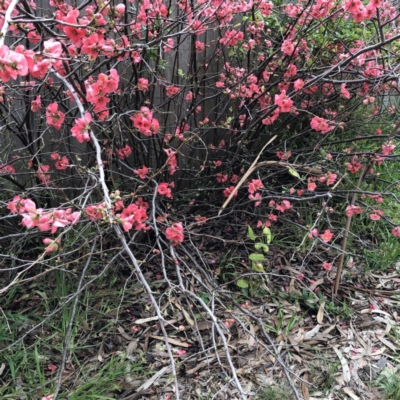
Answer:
293;79;304;91
119;203;148;231
322;261;332;271
31;95;41;112
158;182;172;198
0;164;15;174
37;165;51;185
276;200;291;212
133;165;149;179
166;222;184;246
347;160;363;174
0;45;29;81
391;227;400;237
164;148;178;175
117;144;132;160
340;83;350;99
248;179;263;194
274;90;293;112
216;173;228;183
43;238;60;253
310;116;334;134
194;216;207;225
55;156;69;170
249;192;262;207
130;107;160;137
7;196;34;214
230;174;239;184
224;318;235;328
195;41;205;52
308;181;317;191
320;229;334;243
369;210;383;221
185;91;194;102
166;85;179;97
345;205;363;217
223;186;238;198
382;141;395;155
277;151;292;160
46;103;65;130
307;228;318;239
281;39;295;55
63;9;86;45
43;39;62;58
137;78;148;91
71;112;92;143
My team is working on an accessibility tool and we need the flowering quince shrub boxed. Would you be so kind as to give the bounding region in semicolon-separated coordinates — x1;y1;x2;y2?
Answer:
2;0;400;395
0;0;398;269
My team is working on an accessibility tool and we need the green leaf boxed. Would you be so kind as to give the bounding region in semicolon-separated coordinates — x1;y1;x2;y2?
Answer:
237;279;249;288
252;262;264;272
247;226;256;241
254;243;269;253
249;253;264;261
287;166;301;179
262;227;272;244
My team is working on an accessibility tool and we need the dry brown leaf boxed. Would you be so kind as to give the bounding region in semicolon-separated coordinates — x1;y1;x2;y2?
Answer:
342;387;359;399
333;346;351;383
172;300;195;326
248;324;256;349
304;324;321;340
149;335;190;347
135;316;159;324
317;301;325;324
302;373;310;400
117;325;136;341
126;340;138;355
181;308;194;326
288;335;300;353
376;334;397;352
309;278;324;292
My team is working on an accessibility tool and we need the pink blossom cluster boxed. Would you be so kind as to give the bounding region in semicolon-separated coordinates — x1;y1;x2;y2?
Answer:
51;153;70;170
85;69;120;120
164;148;178;175
117;144;132;160
0;39;64;83
130;107;160;137
85;197;149;232
248;179;264;207
343;0;383;22
165;222;184;246
0;164;15;174
269;200;291;213
158;182;173;198
0;45;29;82
71;113;92;143
46;103;65;130
219;29;244;47
310;116;335;134
7;196;80;234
